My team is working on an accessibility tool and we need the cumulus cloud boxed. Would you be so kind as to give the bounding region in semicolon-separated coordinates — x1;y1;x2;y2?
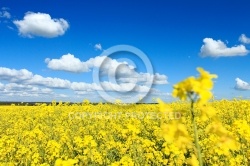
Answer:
46;54;134;74
0;82;53;97
239;34;250;44
0;65;169;102
0;67;71;89
0;67;33;82
45;54;89;73
45;54;168;85
94;43;102;51
28;75;71;89
46;54;132;73
235;78;250;90
13;12;69;38
200;38;249;57
0;66;161;93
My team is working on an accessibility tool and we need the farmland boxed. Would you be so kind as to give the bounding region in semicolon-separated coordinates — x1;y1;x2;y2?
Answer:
0;100;249;165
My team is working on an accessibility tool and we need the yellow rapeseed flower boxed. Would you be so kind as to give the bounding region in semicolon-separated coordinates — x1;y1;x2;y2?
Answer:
173;67;217;104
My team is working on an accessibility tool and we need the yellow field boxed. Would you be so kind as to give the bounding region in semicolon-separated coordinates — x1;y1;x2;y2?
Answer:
0;100;250;166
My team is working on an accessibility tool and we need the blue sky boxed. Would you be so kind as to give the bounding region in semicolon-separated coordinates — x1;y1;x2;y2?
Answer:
0;0;250;102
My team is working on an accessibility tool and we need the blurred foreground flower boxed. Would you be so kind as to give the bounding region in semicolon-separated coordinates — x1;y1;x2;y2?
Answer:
173;67;217;104
171;67;217;166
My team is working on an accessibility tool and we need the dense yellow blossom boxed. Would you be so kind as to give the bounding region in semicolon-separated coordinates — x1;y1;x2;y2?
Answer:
0;100;249;165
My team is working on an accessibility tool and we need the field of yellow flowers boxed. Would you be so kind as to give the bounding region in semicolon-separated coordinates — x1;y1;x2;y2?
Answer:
0;68;249;166
0;100;249;166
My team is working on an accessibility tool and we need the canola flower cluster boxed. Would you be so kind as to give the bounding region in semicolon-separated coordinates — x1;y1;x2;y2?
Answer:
0;68;249;165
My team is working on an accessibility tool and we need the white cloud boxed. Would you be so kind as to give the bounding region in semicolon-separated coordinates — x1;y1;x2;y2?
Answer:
5;83;35;91
70;82;93;91
235;78;250;90
0;49;169;101
28;75;71;89
40;88;54;94
96;59;168;85
94;43;102;51
0;66;154;92
0;83;54;97
200;38;249;57
46;54;89;73
45;54;168;85
13;12;69;38
153;73;168;84
45;54;132;74
239;34;250;44
133;85;151;93
90;56;135;76
0;66;169;102
0;67;71;89
0;67;33;82
85;56;107;68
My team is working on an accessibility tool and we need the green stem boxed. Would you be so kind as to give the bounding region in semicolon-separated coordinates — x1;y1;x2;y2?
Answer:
190;100;203;166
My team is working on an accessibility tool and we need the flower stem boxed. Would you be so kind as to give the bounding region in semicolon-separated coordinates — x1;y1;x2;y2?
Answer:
190;100;203;166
